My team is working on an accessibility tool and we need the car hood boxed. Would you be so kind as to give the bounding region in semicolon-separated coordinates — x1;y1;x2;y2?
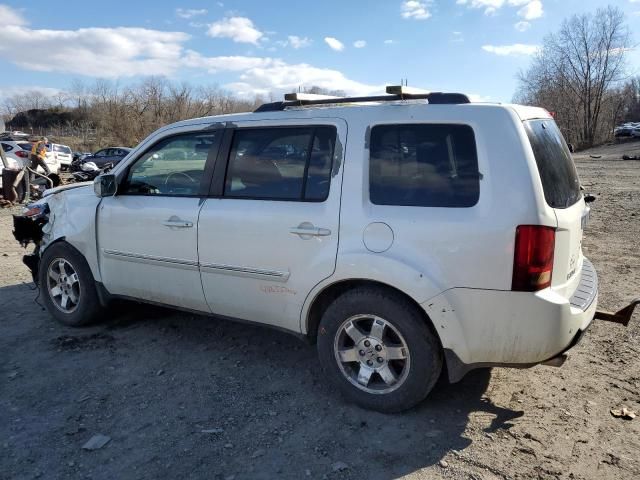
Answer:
43;182;92;198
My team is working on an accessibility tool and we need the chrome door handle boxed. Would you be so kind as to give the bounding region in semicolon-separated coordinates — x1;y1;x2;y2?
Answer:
162;220;193;228
290;222;331;238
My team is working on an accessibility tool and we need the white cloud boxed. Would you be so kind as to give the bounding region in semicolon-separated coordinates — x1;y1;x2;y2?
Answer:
324;37;344;51
287;35;312;49
0;85;63;101
175;8;208;19
0;4;27;26
401;1;432;20
482;43;540;56
353;40;367;48
225;62;382;97
514;21;531;31
0;20;379;99
468;93;493;102
182;52;275;73
518;0;543;20
207;17;263;45
384;39;396;44
0;25;190;77
452;31;464;42
457;0;543;19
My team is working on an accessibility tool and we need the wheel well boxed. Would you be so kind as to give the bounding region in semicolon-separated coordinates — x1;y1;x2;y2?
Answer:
305;279;441;345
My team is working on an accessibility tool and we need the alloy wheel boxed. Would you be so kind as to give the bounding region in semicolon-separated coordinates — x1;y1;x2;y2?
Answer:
333;314;411;394
47;258;81;313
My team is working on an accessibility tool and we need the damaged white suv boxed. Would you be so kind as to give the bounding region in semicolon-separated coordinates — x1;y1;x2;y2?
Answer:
13;87;638;412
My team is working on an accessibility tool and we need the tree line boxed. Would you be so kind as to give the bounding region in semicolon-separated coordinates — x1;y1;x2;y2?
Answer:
3;79;267;150
2;81;349;151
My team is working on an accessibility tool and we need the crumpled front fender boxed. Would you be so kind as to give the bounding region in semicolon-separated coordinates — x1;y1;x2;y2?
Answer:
13;185;102;283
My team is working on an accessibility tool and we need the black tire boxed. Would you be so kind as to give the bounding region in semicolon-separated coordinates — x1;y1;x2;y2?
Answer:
39;242;104;327
17;172;29;203
317;287;442;413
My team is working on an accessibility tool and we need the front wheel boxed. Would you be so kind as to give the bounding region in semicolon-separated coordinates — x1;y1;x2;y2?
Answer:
39;242;104;327
317;287;442;413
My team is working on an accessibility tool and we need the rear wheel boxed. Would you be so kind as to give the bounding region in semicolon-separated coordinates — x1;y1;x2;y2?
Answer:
39;242;104;327
317;287;442;412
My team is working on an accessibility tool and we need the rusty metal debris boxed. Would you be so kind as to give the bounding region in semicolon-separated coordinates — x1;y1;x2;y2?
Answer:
594;298;640;326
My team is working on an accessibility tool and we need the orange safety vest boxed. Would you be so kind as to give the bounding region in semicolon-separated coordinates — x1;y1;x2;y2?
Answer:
31;141;47;161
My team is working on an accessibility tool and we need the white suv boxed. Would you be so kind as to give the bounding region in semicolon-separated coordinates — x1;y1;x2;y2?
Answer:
13;87;623;412
46;143;73;170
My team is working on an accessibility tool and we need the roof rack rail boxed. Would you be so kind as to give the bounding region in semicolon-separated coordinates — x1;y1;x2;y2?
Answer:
254;86;470;113
284;92;344;101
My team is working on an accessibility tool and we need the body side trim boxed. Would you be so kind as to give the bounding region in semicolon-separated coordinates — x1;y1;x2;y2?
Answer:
199;262;290;282
102;249;199;271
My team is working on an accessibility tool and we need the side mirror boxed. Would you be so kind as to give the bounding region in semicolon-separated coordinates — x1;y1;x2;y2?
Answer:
94;174;117;198
584;194;596;204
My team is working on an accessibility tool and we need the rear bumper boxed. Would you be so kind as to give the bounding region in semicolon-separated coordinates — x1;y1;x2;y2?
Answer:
423;257;599;382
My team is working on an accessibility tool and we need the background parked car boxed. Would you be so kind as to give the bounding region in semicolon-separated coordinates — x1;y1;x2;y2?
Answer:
0;142;23;189
0;140;60;175
1;140;31;167
614;122;640;137
46;143;73;171
70;147;131;171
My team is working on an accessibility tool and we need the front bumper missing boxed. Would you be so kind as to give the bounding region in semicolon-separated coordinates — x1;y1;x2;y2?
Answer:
594;298;640;327
13;212;48;284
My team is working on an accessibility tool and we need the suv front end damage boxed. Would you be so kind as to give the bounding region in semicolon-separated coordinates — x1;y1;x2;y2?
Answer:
13;203;51;283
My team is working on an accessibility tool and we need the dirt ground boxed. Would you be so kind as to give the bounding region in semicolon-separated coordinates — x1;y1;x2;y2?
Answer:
1;141;639;480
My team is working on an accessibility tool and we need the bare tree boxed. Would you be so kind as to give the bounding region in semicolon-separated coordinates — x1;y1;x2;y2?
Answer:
516;5;630;147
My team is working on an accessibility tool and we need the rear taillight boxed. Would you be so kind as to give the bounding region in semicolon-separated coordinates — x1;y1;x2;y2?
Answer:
512;225;555;292
15;151;29;158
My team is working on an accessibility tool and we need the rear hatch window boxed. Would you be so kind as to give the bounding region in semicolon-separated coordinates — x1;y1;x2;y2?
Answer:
524;119;581;209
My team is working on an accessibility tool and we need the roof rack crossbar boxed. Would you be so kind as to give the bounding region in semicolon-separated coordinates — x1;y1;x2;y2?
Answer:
254;92;470;112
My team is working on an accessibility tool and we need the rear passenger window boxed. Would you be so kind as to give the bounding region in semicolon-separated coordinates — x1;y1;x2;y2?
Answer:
224;126;335;201
370;124;480;207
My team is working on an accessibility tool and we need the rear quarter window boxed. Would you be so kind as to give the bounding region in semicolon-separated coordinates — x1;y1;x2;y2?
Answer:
369;124;480;208
524;120;581;209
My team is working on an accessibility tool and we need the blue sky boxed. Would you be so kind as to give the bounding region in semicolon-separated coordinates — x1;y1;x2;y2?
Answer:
0;1;639;104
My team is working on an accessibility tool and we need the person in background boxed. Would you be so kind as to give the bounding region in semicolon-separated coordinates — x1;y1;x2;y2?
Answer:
30;137;50;180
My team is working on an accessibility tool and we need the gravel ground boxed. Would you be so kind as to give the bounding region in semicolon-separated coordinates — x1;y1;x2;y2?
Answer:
1;141;639;480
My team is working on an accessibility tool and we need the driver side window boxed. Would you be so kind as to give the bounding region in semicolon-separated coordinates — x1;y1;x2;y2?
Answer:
122;132;219;196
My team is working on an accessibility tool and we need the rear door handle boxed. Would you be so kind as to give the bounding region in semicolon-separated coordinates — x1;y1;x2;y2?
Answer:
290;222;331;238
162;219;193;228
